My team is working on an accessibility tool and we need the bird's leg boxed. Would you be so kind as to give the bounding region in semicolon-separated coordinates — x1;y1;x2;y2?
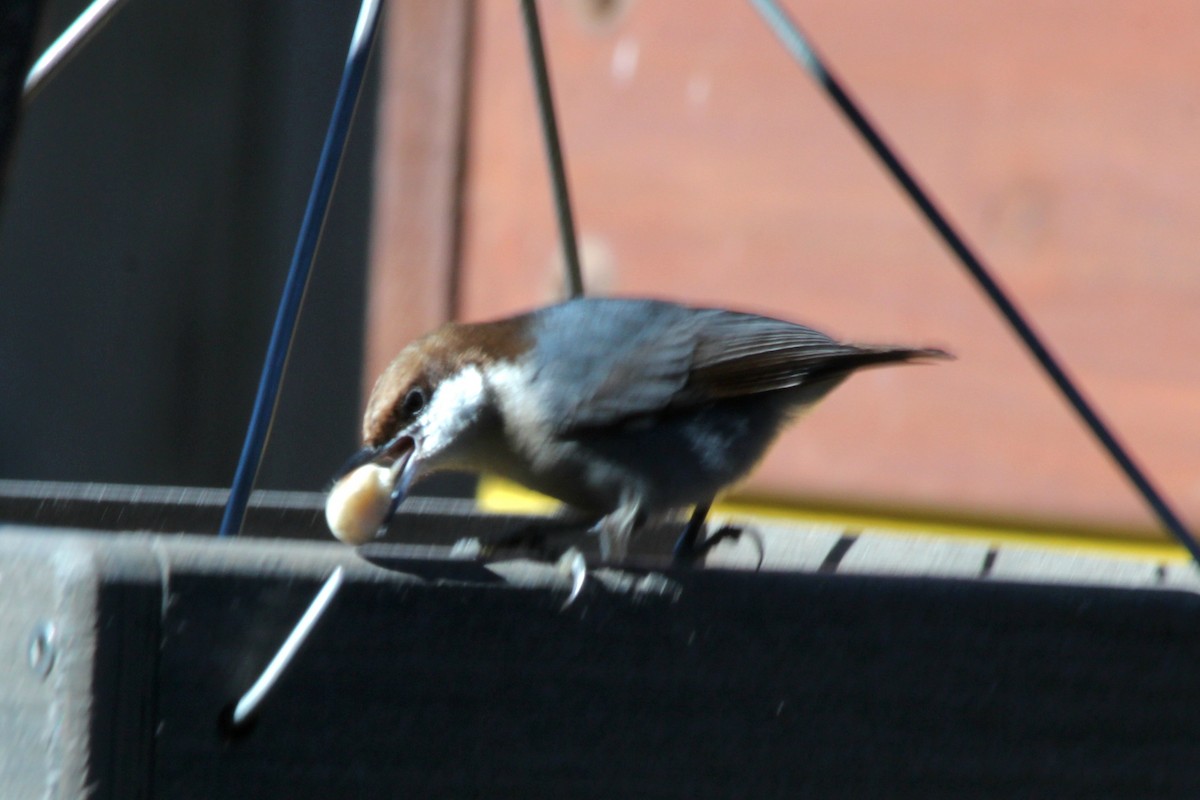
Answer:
673;502;759;566
672;501;712;560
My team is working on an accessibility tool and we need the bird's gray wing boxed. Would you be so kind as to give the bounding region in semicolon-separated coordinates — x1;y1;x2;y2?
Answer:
530;299;699;433
535;300;941;434
682;310;857;399
685;311;948;400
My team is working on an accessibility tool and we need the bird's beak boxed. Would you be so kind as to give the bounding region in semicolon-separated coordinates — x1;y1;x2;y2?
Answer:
377;433;418;525
333;443;386;480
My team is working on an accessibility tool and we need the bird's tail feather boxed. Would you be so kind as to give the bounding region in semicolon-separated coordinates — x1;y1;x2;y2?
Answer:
812;345;953;379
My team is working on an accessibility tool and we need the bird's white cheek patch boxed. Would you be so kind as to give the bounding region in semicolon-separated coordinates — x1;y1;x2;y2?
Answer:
422;365;487;457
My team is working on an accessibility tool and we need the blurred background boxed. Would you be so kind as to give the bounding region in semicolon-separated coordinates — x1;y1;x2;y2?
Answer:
2;0;1198;543
0;0;374;491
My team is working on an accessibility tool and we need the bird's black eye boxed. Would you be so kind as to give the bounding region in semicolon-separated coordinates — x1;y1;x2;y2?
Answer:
401;387;426;418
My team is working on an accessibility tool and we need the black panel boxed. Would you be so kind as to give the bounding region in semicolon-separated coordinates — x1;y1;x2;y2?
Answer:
0;0;374;491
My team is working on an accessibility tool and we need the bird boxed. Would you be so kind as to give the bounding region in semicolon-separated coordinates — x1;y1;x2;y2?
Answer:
325;297;950;560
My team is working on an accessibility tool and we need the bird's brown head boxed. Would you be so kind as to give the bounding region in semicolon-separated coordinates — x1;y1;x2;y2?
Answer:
361;317;531;450
325;315;531;545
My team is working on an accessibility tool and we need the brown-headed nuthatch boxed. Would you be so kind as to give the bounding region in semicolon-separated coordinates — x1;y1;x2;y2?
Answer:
326;297;950;559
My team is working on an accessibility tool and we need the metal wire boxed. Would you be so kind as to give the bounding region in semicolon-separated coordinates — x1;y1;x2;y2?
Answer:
519;0;585;299
23;0;132;102
230;567;345;727
750;0;1200;562
220;0;383;536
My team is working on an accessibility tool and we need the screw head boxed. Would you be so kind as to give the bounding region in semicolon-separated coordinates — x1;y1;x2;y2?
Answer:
28;622;56;678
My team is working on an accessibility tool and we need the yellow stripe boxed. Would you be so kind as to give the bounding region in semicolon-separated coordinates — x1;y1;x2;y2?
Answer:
475;475;1187;563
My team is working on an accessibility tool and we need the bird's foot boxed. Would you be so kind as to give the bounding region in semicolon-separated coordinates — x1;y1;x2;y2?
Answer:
678;524;764;569
474;521;583;561
458;524;593;609
672;503;764;569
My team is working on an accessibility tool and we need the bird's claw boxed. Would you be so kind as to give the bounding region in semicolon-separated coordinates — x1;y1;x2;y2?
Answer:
557;547;588;610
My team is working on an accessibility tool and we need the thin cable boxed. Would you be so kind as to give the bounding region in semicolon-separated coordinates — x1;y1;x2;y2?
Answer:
519;0;585;299
229;567;344;727
23;0;132;102
220;0;383;536
750;0;1200;562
